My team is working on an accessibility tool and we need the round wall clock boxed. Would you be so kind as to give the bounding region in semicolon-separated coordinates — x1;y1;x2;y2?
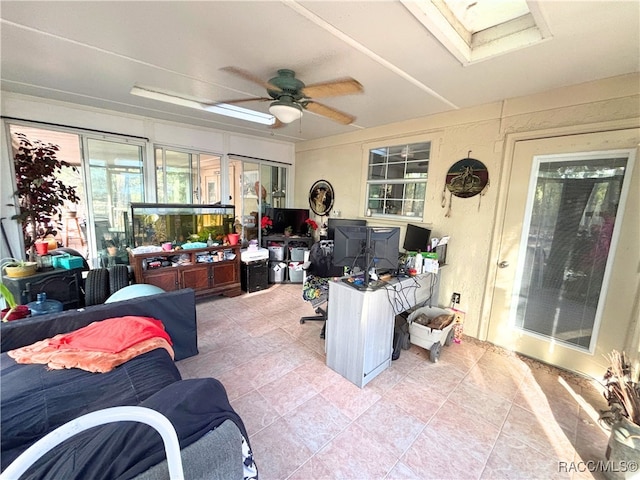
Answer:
309;180;334;216
445;158;489;198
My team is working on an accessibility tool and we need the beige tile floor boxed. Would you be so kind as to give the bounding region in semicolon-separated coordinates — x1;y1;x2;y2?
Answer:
176;283;612;480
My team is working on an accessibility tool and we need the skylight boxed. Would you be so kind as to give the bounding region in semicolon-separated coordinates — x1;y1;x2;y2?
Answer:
401;0;551;65
443;0;530;34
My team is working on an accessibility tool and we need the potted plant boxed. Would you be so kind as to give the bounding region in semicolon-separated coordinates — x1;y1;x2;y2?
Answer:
305;218;318;238
599;350;640;468
0;282;30;321
261;216;273;236
9;132;80;260
1;257;38;279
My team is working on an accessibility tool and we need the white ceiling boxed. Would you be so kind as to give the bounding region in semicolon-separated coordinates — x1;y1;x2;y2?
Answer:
1;1;638;143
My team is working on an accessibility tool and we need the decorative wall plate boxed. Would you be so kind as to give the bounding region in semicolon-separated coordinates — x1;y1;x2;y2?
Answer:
445;158;489;198
309;180;334;216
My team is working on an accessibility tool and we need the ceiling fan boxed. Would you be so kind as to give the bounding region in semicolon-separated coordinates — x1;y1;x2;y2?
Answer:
216;67;364;126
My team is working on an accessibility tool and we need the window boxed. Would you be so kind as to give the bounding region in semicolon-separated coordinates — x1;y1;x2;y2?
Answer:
366;141;430;219
155;147;225;205
155;148;195;204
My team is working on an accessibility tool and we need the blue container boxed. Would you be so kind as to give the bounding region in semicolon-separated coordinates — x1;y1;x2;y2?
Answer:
27;292;63;316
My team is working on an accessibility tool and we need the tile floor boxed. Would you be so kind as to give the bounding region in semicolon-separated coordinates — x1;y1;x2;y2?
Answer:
176;283;612;480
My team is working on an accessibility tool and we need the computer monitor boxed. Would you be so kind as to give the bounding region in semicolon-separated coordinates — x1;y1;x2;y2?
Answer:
327;218;367;240
403;224;431;252
369;227;400;271
334;225;400;287
333;225;367;269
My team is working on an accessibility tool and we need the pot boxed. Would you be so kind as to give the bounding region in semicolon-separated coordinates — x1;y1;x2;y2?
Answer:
605;417;640;479
4;262;38;278
227;233;240;246
1;305;31;321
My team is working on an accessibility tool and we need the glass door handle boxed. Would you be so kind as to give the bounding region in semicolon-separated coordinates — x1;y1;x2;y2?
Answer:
498;261;509;268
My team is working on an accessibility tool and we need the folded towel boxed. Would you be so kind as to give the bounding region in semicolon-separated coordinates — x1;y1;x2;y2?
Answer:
7;316;175;373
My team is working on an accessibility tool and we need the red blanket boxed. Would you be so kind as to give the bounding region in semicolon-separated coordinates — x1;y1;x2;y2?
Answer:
48;316;172;353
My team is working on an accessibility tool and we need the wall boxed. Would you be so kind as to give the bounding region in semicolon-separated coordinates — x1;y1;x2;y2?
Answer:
0;92;295;260
294;73;640;344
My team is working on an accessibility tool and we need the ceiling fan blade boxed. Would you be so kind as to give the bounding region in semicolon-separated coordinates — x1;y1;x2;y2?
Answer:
301;78;363;98
220;66;282;93
304;101;356;125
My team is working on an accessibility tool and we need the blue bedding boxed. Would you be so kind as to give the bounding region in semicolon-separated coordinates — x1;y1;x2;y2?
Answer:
1;348;182;470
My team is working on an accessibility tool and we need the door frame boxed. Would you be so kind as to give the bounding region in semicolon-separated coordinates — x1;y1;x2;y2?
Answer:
479;119;640;355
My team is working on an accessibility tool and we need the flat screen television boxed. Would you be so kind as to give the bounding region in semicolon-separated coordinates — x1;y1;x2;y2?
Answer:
403;224;431;252
327;218;367;240
265;208;310;235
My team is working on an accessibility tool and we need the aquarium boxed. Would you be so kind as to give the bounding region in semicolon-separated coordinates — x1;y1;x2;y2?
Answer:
125;203;236;247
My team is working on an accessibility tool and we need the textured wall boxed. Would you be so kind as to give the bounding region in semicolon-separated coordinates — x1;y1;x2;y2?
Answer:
294;73;640;342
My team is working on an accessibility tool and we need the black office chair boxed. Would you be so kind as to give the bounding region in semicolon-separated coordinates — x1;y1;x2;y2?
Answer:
300;241;343;338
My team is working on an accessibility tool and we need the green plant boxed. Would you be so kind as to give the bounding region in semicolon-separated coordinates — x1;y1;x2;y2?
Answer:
0;257;30;269
0;282;18;322
9;132;80;259
600;350;640;427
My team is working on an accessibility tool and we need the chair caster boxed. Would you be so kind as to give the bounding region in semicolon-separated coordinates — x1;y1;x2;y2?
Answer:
300;319;306;324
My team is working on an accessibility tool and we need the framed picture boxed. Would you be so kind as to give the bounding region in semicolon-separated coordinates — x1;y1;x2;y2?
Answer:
309;179;335;216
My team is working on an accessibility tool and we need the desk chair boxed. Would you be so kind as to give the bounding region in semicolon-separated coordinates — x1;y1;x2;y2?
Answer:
300;241;343;338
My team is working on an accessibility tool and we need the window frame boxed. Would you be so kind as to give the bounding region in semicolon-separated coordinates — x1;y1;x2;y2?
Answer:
363;137;432;222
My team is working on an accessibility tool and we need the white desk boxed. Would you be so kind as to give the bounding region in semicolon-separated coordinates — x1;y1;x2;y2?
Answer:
326;273;439;388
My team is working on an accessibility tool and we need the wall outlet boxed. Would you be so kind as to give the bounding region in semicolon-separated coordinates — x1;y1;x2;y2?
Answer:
452;292;461;304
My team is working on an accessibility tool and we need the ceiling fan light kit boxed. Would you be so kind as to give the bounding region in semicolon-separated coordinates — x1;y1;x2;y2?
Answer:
269;101;303;124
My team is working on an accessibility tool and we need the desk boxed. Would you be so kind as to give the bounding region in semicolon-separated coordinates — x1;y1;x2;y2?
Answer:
326;273;439;388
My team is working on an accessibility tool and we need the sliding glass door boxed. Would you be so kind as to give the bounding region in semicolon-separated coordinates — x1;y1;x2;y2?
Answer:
229;157;289;243
84;137;145;267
